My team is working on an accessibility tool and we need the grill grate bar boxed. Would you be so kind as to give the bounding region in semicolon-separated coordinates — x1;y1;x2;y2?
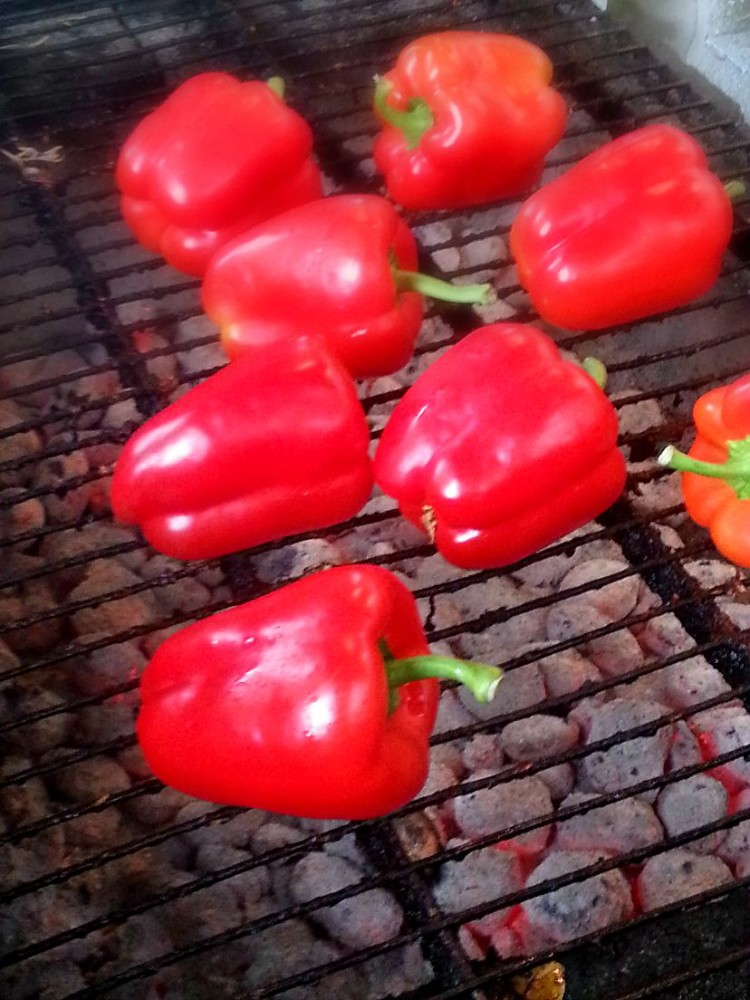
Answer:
43;851;750;1000
4;743;750;979
0;0;582;88
2;2;750;996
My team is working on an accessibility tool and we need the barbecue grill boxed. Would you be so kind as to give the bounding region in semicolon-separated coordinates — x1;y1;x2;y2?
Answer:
2;1;750;998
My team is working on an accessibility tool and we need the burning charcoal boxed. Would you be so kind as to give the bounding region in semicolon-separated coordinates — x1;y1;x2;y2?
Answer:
557;559;640;622
421;758;461;799
537;765;575;802
39;523;145;593
0;636;20;672
73;701;136;745
717;596;750;630
684;557;740;589
70;636;146;697
668;721;704;772
0;489;45;545
459;662;546;720
656;775;728;854
430;740;465;778
242;919;348;996
434;688;476;734
363;942;434;998
122;784;191;828
568;693;613;736
700;713;750;790
522;850;633;944
735;854;750;878
0;400;42;487
104;397;141;429
4;685;70;754
615;395;664;439
68;558;161;636
106;913;174;977
637;849;734;911
175;801;267;853
0;755;50;827
299;821;366;868
252;819;308;858
663;657;732;710
433;844;522;933
614;668;672;707
584;624;646;679
578;698;672;802
0;574;61;655
65;806;123;849
462;733;504;774
50;754;132;803
140;555;212;614
556;791;664;854
502;715;579;763
251;537;347;585
453;773;553;855
633;611;695;658
32;443;91;523
720;790;750;865
394;812;442;861
2;960;87;999
289;851;404;948
131;327;179;391
195;844;270;907
532;645;602;698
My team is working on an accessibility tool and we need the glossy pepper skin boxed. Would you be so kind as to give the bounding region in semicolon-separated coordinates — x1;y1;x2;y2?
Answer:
110;337;373;561
202;195;492;378
510;124;733;331
658;375;750;568
116;72;323;276
137;566;443;818
372;32;567;211
374;324;626;570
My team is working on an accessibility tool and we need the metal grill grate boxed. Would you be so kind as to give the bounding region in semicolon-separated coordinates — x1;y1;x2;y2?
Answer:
1;1;750;998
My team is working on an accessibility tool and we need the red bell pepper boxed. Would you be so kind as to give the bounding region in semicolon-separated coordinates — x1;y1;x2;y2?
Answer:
374;323;626;569
510;124;733;330
116;72;323;276
372;31;567;211
658;374;750;568
110;337;372;560
201;195;493;378
137;564;502;818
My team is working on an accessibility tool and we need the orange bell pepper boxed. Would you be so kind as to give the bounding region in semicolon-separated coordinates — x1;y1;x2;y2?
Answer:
658;374;750;567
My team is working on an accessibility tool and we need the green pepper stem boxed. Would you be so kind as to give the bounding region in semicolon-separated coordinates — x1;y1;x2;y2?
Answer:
658;444;739;481
581;356;608;390
395;268;495;305
379;640;502;714
725;180;746;201
374;76;433;150
266;76;285;100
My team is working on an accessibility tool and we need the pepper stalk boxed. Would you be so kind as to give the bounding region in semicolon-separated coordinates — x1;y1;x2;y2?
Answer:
379;639;502;714
657;437;750;498
374;76;433;151
389;249;495;306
